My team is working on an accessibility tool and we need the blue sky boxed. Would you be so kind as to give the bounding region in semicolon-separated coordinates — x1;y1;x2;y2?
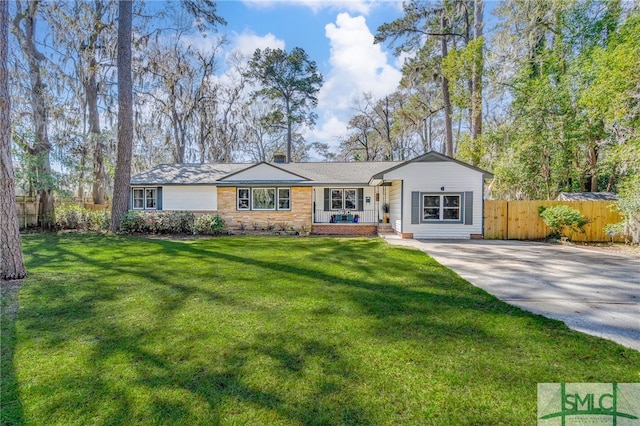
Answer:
145;1;500;156
204;1;408;150
216;0;404;76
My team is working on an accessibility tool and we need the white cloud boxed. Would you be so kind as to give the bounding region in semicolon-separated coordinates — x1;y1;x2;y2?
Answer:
232;31;286;56
177;29;285;62
179;33;226;57
307;12;401;148
304;114;348;143
214;32;287;93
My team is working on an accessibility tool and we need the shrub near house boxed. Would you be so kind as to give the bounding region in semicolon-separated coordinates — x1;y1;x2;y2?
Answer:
119;210;225;235
539;205;590;240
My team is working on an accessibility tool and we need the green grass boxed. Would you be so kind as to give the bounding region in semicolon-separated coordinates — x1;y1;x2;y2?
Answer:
2;233;639;425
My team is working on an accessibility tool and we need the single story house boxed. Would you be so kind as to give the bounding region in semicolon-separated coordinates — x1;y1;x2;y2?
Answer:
130;151;493;239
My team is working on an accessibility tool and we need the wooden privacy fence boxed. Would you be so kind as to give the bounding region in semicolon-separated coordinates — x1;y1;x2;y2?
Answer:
15;195;39;229
484;200;624;242
14;197;111;229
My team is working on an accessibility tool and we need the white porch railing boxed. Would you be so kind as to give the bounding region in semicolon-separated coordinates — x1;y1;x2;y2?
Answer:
313;210;378;224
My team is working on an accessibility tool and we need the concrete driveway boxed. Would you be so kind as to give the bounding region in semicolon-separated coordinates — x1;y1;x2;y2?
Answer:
383;237;640;351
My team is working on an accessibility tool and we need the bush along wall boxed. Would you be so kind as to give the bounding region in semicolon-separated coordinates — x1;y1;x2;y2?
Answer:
119;211;226;236
53;204;111;231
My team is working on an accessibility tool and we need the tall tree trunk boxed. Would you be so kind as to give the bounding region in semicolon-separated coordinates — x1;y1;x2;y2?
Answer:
1;0;27;280
86;58;106;204
171;106;186;163
286;97;292;163
441;13;454;157
77;147;87;201
12;0;54;228
588;145;598;192
110;0;133;232
81;0;107;205
470;0;484;164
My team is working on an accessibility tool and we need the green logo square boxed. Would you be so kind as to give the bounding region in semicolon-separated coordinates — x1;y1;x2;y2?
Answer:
538;383;640;425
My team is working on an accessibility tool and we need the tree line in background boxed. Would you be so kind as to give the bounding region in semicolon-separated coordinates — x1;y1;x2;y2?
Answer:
5;1;640;216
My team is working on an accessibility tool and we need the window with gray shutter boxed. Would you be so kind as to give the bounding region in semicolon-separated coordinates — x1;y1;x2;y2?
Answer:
324;188;330;211
464;191;473;225
411;192;420;224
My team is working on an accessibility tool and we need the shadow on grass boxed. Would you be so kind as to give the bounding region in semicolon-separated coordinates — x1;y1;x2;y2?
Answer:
13;234;640;424
1;280;24;426
15;237;512;424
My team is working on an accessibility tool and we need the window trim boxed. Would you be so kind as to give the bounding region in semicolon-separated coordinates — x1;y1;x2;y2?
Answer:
236;187;291;211
421;193;463;223
330;187;358;211
278;188;291;210
237;188;250;211
132;187;157;210
252;187;276;211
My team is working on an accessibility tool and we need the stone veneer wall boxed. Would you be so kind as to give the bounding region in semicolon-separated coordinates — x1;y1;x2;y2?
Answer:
217;187;312;231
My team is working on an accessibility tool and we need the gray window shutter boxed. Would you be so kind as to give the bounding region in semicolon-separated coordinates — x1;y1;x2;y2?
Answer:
411;192;420;224
128;188;132;210
324;188;330;211
157;187;163;210
357;188;364;211
464;191;473;225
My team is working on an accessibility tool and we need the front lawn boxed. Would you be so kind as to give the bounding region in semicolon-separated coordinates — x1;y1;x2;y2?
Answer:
3;234;639;425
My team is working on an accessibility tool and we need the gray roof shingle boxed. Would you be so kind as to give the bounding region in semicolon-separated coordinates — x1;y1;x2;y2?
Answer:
277;162;401;184
556;192;618;201
131;161;403;185
131;163;248;185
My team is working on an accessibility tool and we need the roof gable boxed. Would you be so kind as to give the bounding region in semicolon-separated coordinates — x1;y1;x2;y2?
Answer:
218;162;310;183
372;151;493;180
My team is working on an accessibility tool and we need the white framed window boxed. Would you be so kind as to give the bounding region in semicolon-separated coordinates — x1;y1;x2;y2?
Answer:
252;188;276;210
422;194;461;222
133;188;144;209
132;187;157;210
331;188;357;210
344;189;356;210
278;188;291;210
145;188;157;209
238;188;250;210
331;189;343;209
237;187;290;211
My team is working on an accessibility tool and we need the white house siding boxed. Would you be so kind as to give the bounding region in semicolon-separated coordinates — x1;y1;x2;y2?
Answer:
388;181;402;232
384;162;484;239
162;186;217;211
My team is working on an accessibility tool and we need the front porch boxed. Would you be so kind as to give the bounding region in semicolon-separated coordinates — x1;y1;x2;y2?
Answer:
313;209;379;224
311;210;393;236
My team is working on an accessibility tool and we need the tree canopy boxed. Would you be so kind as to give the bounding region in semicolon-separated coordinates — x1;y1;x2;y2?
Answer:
5;0;639;238
244;47;323;163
